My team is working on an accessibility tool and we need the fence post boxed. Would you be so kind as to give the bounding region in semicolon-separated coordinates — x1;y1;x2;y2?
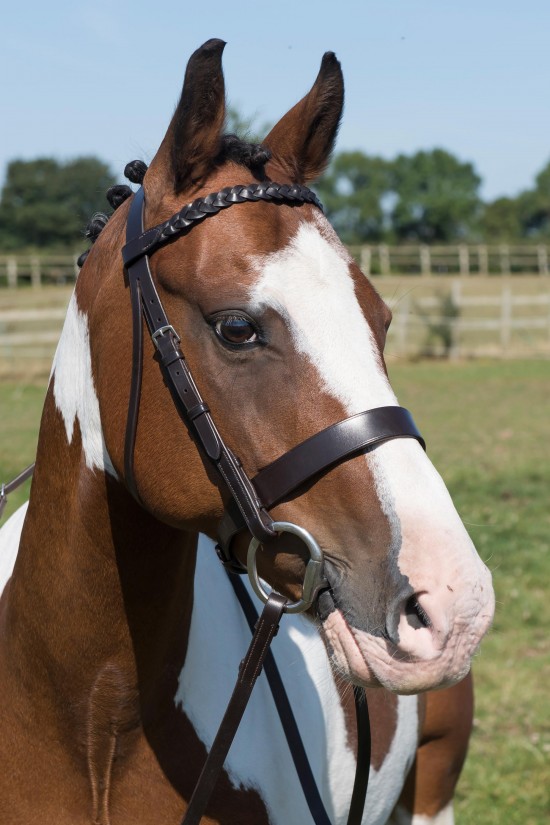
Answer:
478;245;488;274
360;246;371;277
397;292;410;356
450;279;462;360
500;285;512;356
499;244;511;275
379;245;390;275
420;245;431;276
458;244;470;276
31;256;41;288
537;245;548;276
7;256;17;288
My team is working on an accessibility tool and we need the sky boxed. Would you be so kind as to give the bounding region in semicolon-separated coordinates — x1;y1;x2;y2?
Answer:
1;1;549;201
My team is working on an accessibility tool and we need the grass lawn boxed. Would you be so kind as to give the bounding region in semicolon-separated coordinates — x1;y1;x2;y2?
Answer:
1;359;549;822
388;359;550;824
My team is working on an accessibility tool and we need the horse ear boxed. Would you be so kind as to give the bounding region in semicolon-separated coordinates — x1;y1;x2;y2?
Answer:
263;52;344;184
146;39;226;199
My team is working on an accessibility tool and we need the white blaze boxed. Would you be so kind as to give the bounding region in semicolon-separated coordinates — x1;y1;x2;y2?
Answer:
249;215;397;414
248;216;492;656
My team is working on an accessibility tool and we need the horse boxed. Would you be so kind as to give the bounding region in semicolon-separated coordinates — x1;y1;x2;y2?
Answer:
0;39;494;825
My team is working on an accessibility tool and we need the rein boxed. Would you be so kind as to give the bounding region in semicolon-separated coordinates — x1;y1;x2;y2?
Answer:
0;463;34;520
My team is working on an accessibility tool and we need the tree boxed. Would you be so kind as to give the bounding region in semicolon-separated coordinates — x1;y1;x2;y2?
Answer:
517;159;550;238
0;157;116;250
389;149;482;243
480;197;523;240
315;152;393;244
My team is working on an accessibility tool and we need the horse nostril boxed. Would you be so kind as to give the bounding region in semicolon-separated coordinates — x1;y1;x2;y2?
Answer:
405;595;432;630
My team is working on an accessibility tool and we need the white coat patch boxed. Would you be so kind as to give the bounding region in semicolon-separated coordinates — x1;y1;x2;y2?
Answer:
176;535;419;825
390;801;455;825
0;502;28;596
51;291;116;477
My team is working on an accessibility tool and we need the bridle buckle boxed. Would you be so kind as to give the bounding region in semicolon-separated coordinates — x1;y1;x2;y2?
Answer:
152;325;181;348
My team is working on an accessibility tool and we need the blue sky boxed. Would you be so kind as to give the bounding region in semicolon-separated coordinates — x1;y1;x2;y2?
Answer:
2;1;549;200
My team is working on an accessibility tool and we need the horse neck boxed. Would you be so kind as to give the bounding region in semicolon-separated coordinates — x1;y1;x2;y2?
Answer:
4;382;198;730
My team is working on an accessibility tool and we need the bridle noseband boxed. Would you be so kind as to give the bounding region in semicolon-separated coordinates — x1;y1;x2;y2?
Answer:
122;180;426;825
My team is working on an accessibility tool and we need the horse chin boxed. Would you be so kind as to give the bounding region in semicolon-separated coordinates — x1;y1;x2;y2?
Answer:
319;601;474;695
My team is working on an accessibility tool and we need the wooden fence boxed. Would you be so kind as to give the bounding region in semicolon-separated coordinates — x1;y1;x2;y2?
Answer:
349;244;550;276
1;244;550;286
0;278;549;376
0;255;80;287
378;279;550;359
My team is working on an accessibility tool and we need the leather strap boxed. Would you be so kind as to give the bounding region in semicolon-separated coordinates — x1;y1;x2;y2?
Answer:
349;686;371;825
229;573;334;825
0;462;35;520
255;407;425;506
124;223;145;504
180;591;287;825
120;184;425;824
217;406;425;567
229;573;371;825
124;188;276;543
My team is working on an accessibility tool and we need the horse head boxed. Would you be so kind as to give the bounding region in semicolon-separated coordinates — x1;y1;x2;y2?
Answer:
82;39;493;695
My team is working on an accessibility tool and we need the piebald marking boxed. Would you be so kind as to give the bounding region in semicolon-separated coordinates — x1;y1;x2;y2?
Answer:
1;512;419;824
390;802;455;825
177;534;420;825
51;291;116;477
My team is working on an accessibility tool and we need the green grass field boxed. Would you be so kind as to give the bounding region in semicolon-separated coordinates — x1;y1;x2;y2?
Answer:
388;360;550;824
0;360;548;822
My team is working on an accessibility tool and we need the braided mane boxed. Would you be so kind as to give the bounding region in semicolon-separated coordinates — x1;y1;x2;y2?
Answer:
78;136;272;268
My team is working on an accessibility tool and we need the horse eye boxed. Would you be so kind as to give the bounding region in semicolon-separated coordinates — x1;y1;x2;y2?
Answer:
214;315;258;346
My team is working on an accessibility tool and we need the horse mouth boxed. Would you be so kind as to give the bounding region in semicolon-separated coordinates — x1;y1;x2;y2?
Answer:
316;588;381;688
316;588;477;694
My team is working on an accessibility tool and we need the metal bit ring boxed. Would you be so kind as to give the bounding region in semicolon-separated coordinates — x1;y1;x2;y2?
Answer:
247;521;326;614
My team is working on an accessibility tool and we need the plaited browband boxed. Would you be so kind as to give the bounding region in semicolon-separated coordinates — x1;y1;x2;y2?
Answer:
122;183;425;573
123;181;323;267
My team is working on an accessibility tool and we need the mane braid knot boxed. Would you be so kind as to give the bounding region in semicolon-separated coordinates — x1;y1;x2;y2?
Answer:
218;134;272;170
85;212;109;243
106;184;133;209
124;160;148;184
78;163;148;269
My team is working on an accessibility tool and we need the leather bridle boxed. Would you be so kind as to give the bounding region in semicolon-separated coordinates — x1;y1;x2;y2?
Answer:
122;183;425;572
120;180;426;825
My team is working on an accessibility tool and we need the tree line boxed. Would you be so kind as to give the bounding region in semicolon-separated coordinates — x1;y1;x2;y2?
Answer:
316;149;550;245
0;148;549;251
